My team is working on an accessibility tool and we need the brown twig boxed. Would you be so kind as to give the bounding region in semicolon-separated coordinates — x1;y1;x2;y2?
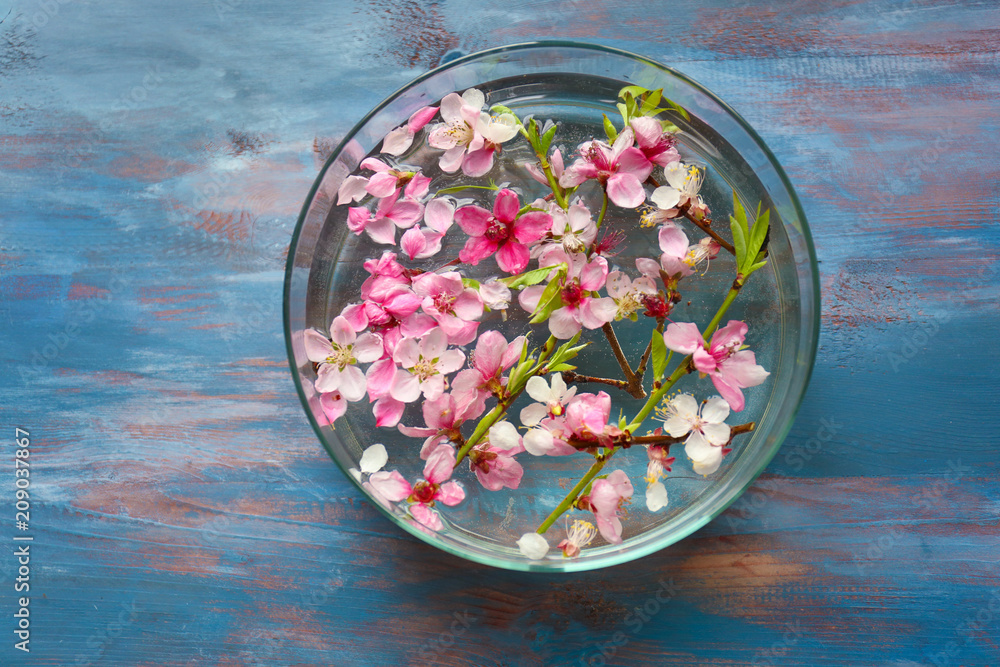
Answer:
600;322;647;399
560;371;628;391
563;421;756;450
679;207;736;255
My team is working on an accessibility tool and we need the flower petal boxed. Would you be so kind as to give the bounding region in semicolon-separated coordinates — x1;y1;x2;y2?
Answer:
489;421;522;451
606;173;645;208
517;533;549;560
646;480;669;512
496;241;530;274
519;402;548;428
424;198;455;233
662;322;704;354
372;396;405;428
368;470;411;502
437;480;466;506
359;443;388;474
411;503;444;531
493;189;521;223
423;444;456;484
304;329;333;363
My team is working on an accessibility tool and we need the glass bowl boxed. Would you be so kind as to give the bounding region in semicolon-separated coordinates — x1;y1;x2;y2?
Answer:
284;41;819;572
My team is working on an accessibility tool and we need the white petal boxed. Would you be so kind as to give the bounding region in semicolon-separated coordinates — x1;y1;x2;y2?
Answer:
684;430;715;462
525;375;551;403
701;396;731;424
671;394;699;421
650;185;680;211
646;481;669;512
519;403;548;428
461;88;485;110
489;421;521;451
517;533;549;560
523;428;554;456
663;415;693;438
359;443;388;474
701;422;732;447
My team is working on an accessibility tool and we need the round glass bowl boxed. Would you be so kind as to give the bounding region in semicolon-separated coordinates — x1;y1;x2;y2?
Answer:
284;42;819;572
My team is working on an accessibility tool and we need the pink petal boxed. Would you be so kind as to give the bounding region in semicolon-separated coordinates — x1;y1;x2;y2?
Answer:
579;297;617;329
474;330;507;376
347;206;371;234
410;503;443;531
387;199;423;229
462;147;495;177
662;322;705;354
369;470;411;502
524;161;548;185
380;127;413;156
548;306;581;339
453;205;492;236
373;397;405;427
438;93;464;124
719;350;769;388
452;289;484;321
551;148;564;177
364;217;397;245
493;189;521;223
579;256;609;291
407;105;437;132
399;227;427;260
330;315;356;346
361;157;391;172
606;173;645;208
635;257;661;279
436;481;466;506
502;336;525;369
711;374;746;412
405;174;430;200
337;175;369;205
393;337;421;367
517;285;545;314
390;370;421;403
338;365;368;402
423;444;456;484
420;327;448;360
658;224;690;258
476;454;523;491
459;235;498;266
437;348;467;374
423;198;455;233
496;241;530;274
439;317;479;346
366;172;399;198
398;423;436;438
314;364;342;393
596;514;623;545
630;116;662;149
692;346;717;373
365;358;397;400
616;146;655;181
341;303;369;332
304;329;333;363
710;320;749;352
319;391;347;423
512;211;553;243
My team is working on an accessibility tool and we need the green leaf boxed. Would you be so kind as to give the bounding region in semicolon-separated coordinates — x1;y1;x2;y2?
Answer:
616;102;629;126
651;328;667;381
748;207;770;258
603;114;618;143
529;278;564;325
731;191;748;229
640;88;663;115
730;215;748;268
663;98;690;121
490;103;514;116
461;278;480;289
618;85;648;99
499;263;564;290
549;363;576;373
745;260;769;276
540;123;558;154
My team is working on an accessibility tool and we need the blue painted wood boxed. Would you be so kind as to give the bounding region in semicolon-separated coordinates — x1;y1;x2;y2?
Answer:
1;0;998;665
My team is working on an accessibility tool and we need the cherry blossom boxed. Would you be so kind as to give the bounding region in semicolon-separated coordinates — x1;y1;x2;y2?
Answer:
645;161;709;223
412;271;483;346
454;189;552;274
562;391;621;448
304;316;383;401
347;191;423;245
606;270;656;321
368;445;465;532
452;331;525;414
518;246;616;339
478;279;512;312
644;442;675;512
662;320;769;411
580;469;633;544
389;327;466;403
381;105;438;156
468;421;525;491
661;393;732;475
557;519;598;558
427;89;517;177
519;373;579;457
463;111;520;177
398;392;483;459
547;201;597;254
560;128;654;208
630;117;680;168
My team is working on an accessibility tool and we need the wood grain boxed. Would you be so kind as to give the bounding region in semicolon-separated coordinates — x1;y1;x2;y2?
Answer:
1;0;998;665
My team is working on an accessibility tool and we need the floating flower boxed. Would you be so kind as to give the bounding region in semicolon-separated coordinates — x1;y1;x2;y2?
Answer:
412;271;484;346
644;443;675;512
630;117;680;168
606;270;656;321
644;161;709;223
580;469;633;544
557;519;598;558
547;202;597;254
661;393;731;475
357;158;431;199
428;89;517;177
478;279;512;312
517;247;617;339
519;373;577;429
468;422;525;491
368;445;465;532
662;320;769;411
347;191;423;245
304;316;383;401
452;331;525;414
398;392;483;459
389;327;466;403
560;128;654;208
454;189;552;274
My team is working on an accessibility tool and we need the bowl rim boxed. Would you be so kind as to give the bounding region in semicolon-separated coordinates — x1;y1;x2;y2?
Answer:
283;39;821;572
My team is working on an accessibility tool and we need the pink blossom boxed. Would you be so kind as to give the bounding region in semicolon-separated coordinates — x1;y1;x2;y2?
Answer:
581;469;633;544
630;117;680;168
559;128;653;208
358;157;431;199
398;392;484;458
451;331;525;414
389;327;466;403
381;105;438;156
517;246;616;339
468;421;525;491
562;391;621;448
606;270;656;321
547;201;597;254
361;251;410;302
662;320;769;411
397;197;456;260
304;316;383;401
368;445;465;532
348;191;423;245
524;147;564;185
319;390;347;424
427;89;517;177
454;189;552;274
412;271;483;345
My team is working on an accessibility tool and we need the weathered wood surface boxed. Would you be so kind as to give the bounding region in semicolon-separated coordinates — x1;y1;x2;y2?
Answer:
1;0;998;665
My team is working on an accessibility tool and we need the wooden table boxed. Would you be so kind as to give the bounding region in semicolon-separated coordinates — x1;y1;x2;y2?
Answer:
2;1;998;665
